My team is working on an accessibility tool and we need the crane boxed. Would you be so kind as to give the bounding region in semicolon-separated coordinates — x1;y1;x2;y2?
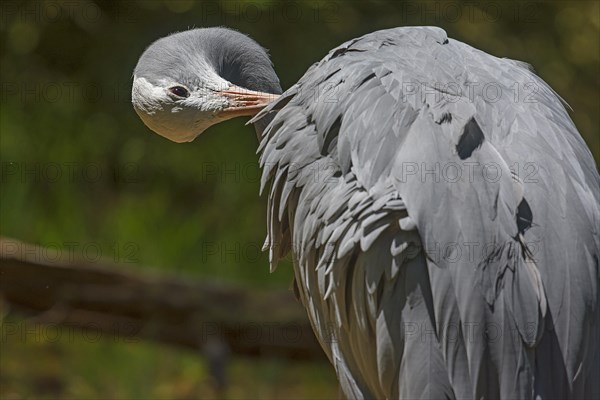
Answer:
132;26;600;399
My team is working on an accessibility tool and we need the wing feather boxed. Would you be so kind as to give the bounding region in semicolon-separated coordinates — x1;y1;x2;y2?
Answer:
255;26;600;399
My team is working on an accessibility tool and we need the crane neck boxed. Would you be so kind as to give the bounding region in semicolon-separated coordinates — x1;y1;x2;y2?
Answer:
203;31;283;139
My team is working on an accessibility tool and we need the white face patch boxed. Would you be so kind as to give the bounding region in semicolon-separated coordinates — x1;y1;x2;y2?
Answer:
131;76;231;143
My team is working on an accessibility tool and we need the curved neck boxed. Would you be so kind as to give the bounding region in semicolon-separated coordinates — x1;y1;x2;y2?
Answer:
201;29;283;139
203;32;283;96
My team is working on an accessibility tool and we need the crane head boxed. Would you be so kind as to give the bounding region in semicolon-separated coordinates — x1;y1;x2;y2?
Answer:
132;28;280;143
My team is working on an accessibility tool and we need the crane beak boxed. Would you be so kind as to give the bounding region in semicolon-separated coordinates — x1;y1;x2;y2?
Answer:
218;85;280;118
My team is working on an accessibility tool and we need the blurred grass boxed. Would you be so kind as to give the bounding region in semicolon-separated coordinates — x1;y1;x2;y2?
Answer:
1;317;337;399
0;0;598;398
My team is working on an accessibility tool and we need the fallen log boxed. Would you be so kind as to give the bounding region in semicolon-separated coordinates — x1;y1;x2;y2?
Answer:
0;237;326;362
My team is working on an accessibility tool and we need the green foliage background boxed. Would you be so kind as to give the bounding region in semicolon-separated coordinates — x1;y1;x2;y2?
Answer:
1;0;598;398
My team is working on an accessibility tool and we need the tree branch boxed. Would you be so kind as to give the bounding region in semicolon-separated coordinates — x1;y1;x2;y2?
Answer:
0;237;326;362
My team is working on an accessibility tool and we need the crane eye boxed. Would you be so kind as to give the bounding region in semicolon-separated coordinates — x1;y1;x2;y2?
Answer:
168;86;190;98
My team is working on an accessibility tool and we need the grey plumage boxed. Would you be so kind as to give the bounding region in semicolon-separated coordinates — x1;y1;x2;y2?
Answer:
133;26;600;400
252;27;600;399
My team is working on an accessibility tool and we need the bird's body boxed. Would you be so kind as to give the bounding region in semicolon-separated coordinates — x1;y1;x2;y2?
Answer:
133;26;600;399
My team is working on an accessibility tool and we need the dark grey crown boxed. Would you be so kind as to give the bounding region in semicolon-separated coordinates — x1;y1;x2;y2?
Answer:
134;27;282;94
